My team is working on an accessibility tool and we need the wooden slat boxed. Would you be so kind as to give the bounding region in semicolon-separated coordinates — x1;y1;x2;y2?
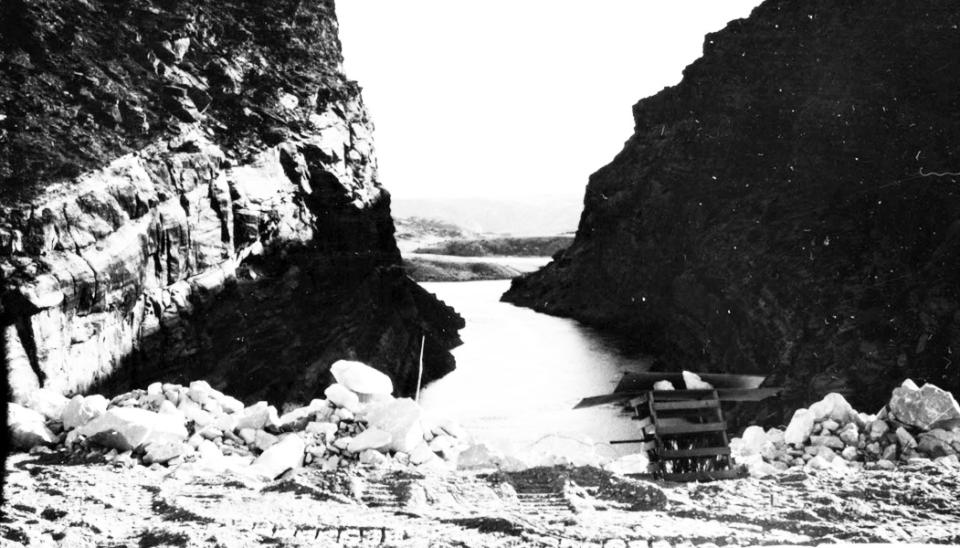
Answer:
659;446;731;459
573;387;783;409
609;439;657;451
656;421;727;436
633;416;653;429
615;372;767;392
661;468;745;482
654;399;720;411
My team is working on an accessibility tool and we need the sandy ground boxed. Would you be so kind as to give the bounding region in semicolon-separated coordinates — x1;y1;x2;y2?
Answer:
3;452;960;547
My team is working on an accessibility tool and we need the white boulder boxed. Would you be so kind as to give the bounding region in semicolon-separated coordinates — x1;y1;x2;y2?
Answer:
236;402;279;430
62;394;108;430
347;426;392;453
77;407;188;451
248;434;305;480
809;393;857;424
784;408;816;446
652;380;675;391
23;388;70;422
324;383;361;412
9;403;56;449
364;398;424;453
330;360;393;395
682;371;713;390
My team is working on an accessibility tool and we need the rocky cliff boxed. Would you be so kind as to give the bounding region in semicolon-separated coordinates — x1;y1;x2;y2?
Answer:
0;0;463;406
504;0;960;420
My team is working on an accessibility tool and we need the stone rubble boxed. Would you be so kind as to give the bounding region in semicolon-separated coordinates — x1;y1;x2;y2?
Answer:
731;379;960;478
7;360;470;480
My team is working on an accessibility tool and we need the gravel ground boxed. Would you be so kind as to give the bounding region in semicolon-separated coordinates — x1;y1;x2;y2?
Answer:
3;453;959;547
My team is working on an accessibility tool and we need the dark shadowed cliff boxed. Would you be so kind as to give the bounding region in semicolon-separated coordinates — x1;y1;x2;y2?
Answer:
0;0;463;405
504;0;960;421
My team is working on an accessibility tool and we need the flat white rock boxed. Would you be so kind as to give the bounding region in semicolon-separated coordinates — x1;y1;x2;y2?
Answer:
330;360;393;395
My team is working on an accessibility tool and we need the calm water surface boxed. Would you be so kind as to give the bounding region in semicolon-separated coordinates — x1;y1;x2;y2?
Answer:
419;279;650;464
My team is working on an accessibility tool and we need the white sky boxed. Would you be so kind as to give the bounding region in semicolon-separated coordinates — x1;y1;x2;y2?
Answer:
337;1;762;201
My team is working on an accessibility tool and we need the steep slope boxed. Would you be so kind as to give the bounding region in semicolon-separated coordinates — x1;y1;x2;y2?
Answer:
0;0;463;405
504;0;960;420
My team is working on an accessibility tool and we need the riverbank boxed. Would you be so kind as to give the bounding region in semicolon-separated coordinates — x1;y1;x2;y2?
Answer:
403;255;550;282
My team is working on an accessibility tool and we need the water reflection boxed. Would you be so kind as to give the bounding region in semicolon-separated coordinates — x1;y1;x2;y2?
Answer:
419;280;651;463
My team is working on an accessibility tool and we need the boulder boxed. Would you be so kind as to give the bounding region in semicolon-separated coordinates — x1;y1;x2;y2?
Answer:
363;398;424;453
323;383;361;412
248;434;305;480
895;427;918;450
917;429;960;458
867;419;890;440
9;403;56;449
681;371;713;390
187;380;213;405
77;407;188;451
23;388;70;421
784;408;815;446
888;381;960;430
236;402;279;430
142;440;187;465
62;394;108;430
254;430;279;452
810;435;845;450
652;380;675;391
841;446;859;461
809;393;857;424
605;453;652;475
821;419;840;432
837;423;859;446
347;426;391;453
330;360;393;395
304;421;338;441
178;397;215;427
359;449;389;467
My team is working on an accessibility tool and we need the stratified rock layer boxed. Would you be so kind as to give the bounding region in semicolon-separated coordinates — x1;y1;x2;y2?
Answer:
504;0;960;419
0;0;463;405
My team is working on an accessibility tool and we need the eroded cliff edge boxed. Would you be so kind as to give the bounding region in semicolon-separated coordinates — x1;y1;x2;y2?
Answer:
0;0;463;405
504;0;960;420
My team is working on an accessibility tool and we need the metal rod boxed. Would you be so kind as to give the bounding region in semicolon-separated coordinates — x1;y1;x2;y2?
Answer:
415;335;425;401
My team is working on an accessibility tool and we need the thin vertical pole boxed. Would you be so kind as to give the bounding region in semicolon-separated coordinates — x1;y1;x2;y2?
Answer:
415;335;425;401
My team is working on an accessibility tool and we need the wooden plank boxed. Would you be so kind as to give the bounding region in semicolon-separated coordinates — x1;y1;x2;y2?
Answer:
656;421;727;436
615;372;767;392
715;388;783;402
572;387;783;409
573;392;643;409
609;440;657;451
660;446;731;459
633;416;653;429
661;468;745;482
654;399;720;411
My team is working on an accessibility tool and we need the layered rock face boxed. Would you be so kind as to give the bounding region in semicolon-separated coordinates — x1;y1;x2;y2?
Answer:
0;0;463;406
504;0;960;419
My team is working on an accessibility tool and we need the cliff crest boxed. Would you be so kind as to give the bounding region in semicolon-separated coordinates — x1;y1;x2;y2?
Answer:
505;0;960;421
1;0;463;404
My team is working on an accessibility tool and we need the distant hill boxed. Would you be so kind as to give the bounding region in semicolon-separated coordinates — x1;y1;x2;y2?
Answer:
391;196;582;236
414;236;574;257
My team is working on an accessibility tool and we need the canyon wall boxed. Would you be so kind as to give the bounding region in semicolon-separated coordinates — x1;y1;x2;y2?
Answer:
504;0;960;421
0;0;463;405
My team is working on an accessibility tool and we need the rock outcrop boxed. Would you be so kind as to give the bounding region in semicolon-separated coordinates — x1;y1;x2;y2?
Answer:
504;0;960;419
0;0;463;407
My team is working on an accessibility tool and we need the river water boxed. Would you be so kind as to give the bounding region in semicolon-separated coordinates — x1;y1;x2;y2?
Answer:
419;278;651;465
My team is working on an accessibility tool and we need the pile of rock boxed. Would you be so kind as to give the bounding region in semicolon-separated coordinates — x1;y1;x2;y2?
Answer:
7;360;469;480
731;380;960;477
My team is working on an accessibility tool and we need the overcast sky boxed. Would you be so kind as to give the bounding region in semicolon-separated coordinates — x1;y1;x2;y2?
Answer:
337;1;762;201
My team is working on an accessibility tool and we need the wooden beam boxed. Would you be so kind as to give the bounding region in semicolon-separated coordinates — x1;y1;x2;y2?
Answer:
656;421;727;436
615;372;767;392
654;399;720;411
659;446;731;459
661;468;745;482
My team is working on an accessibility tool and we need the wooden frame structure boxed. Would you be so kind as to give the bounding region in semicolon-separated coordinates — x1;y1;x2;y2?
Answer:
576;372;783;482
